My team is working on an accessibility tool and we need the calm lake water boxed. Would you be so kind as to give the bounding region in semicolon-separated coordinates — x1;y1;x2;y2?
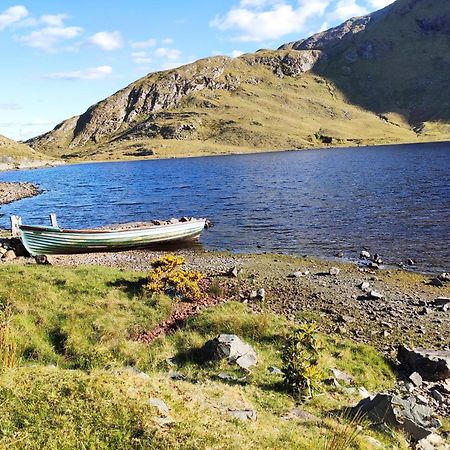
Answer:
1;142;449;272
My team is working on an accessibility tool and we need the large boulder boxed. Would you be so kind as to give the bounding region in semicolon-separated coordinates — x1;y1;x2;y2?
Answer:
398;346;450;381
200;334;257;370
352;394;440;442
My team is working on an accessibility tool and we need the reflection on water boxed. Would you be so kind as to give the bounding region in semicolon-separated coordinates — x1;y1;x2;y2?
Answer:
0;142;449;272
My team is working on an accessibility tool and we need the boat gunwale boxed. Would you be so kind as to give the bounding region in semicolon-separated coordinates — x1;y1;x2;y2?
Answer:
19;219;206;235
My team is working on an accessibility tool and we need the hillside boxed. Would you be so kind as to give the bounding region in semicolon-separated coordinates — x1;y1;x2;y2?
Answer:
28;0;450;161
0;135;55;171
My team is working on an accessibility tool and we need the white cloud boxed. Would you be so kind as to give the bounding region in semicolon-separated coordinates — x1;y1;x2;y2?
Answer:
162;37;173;45
88;31;123;51
368;0;394;8
20;25;83;51
130;37;157;49
210;0;331;42
154;47;182;61
0;5;28;30
327;0;367;21
131;51;152;65
47;65;113;80
231;50;244;57
40;14;68;27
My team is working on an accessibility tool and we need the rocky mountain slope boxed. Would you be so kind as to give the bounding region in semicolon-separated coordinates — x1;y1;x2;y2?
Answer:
28;0;450;160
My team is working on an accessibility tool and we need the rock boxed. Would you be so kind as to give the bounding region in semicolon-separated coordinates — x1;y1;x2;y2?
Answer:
436;380;450;394
352;393;438;442
438;273;450;282
3;250;16;260
228;409;257;421
281;408;319;422
358;281;370;291
416;433;450;450
0;247;7;256
331;368;354;385
431;297;450;311
429;278;444;287
430;389;445;404
367;290;384;300
201;334;257;370
398;346;450;381
268;366;283;375
35;254;54;265
147;398;170;416
364;436;383;448
168;371;186;381
257;288;266;301
335;251;344;258
288;270;309;278
329;267;340;276
115;366;151;381
358;386;371;399
409;372;423;388
228;266;240;278
249;289;265;301
407;259;416;266
360;250;371;259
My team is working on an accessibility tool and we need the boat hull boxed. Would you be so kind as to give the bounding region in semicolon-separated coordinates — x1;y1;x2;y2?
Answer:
19;220;207;256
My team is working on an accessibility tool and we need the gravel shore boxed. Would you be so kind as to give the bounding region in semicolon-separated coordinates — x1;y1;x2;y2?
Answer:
47;248;450;352
0;182;40;205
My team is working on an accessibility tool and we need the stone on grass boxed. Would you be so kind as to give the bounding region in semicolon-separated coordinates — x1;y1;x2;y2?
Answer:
201;334;257;370
268;366;283;375
367;290;384;300
148;398;170;416
360;250;371;259
228;266;240;278
229;409;257;421
281;408;319;423
331;368;354;385
398;346;450;381
352;393;439;442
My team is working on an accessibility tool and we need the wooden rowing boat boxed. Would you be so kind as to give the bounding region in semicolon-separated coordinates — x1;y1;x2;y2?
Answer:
11;215;207;256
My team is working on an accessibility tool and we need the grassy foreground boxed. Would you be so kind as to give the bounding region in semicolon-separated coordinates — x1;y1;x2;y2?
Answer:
0;264;409;449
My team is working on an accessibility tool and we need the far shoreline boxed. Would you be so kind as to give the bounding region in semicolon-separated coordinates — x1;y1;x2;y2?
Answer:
7;138;449;172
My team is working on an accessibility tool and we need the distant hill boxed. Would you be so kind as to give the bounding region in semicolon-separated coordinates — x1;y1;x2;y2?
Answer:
0;135;54;170
28;0;450;160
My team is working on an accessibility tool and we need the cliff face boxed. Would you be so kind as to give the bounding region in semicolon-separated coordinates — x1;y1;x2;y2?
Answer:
28;0;450;159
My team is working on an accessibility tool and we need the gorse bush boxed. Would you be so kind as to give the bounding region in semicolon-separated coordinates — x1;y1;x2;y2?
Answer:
282;322;323;398
146;254;204;301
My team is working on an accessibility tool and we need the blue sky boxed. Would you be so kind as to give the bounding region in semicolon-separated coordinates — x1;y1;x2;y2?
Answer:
0;0;394;141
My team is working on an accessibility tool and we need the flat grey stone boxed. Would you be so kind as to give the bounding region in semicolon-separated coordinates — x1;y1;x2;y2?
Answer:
229;409;257;421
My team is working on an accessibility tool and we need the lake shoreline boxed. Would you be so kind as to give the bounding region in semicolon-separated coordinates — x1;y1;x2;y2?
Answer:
0;181;41;206
31;138;450;168
2;247;449;351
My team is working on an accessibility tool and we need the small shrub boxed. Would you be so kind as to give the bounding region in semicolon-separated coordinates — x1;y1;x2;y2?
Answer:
282;322;323;398
145;254;204;302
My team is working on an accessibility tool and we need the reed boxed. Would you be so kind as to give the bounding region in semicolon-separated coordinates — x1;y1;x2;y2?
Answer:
0;306;16;369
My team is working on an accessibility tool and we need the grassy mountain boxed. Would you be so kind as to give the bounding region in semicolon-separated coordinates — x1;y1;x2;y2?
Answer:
0;135;47;161
28;0;450;160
